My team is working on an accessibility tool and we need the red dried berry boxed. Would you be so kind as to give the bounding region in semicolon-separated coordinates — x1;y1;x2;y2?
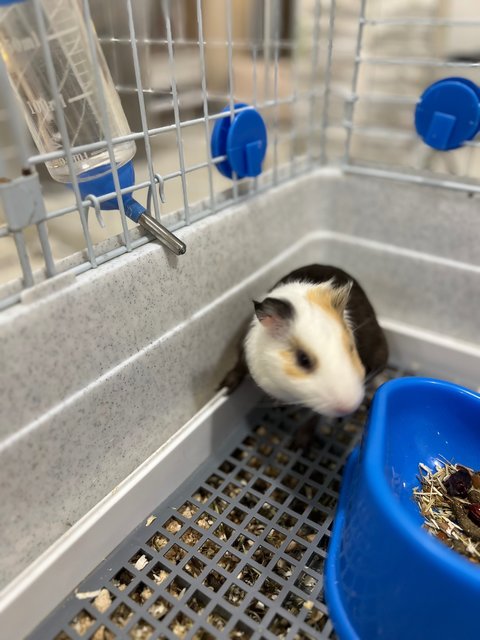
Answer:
444;469;472;498
468;504;480;527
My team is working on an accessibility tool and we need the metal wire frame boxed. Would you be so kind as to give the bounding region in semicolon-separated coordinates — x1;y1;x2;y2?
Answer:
1;0;480;312
0;0;334;310
342;1;480;182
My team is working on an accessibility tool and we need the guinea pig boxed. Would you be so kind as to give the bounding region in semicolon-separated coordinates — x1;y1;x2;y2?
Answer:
221;264;388;417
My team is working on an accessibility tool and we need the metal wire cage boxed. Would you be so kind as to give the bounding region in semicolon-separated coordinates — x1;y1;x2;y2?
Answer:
0;0;479;311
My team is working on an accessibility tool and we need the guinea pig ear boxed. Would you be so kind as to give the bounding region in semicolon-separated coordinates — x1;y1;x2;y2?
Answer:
253;297;294;335
330;281;353;315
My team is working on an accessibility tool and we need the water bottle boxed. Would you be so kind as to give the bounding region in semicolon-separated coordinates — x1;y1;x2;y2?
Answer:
0;0;186;254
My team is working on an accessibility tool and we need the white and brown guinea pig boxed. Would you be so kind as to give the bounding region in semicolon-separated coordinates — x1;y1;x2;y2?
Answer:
221;265;388;417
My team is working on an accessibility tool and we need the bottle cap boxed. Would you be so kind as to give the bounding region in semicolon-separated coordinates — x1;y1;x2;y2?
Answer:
211;103;267;179
415;77;480;150
76;160;145;222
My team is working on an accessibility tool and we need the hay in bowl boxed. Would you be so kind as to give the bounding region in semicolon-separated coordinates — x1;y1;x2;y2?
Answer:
414;460;480;564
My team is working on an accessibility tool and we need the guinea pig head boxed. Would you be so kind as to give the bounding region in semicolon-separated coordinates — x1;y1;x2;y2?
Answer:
244;281;366;417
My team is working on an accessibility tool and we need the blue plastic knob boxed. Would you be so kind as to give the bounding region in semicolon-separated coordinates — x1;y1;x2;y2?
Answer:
211;103;267;179
415;77;480;150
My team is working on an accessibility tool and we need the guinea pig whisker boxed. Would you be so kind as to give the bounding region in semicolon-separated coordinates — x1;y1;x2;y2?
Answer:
364;367;384;384
256;398;304;409
254;395;290;408
305;397;330;415
350;317;373;335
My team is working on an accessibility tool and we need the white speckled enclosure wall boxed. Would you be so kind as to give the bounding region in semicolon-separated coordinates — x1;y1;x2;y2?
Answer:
0;1;479;639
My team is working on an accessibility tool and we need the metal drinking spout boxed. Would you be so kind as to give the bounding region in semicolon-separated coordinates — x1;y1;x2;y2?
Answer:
138;213;186;255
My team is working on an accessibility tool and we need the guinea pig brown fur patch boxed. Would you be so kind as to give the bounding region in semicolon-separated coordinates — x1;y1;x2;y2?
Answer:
341;331;365;378
306;286;365;378
279;340;318;379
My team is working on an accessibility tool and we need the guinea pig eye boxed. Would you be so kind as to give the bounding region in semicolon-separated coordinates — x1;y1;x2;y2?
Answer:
295;349;314;371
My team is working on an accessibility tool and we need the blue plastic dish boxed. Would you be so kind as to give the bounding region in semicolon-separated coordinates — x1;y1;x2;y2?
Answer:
325;377;480;640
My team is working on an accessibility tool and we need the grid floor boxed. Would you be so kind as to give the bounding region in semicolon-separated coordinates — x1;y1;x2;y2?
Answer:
31;367;402;640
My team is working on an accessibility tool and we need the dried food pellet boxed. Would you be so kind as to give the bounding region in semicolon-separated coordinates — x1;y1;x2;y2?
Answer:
468;503;480;526
444;469;472;498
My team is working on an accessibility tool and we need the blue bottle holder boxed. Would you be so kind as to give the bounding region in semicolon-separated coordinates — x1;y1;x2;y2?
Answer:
211;103;267;179
415;77;480;150
67;160;187;255
73;160;145;222
325;377;480;640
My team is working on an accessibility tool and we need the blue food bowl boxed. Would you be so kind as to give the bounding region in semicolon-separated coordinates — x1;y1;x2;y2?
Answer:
325;377;480;640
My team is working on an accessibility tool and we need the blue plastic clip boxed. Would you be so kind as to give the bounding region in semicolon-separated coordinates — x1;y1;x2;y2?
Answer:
415;77;480;151
211;103;267;179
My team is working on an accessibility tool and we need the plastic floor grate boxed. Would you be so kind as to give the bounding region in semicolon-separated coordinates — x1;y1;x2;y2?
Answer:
30;367;403;640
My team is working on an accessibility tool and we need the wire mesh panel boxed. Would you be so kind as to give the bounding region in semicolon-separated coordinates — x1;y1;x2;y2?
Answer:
29;367;403;640
0;0;334;308
339;1;480;189
1;0;480;309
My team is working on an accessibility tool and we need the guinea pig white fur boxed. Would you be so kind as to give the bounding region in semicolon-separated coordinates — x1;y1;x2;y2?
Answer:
244;279;365;417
